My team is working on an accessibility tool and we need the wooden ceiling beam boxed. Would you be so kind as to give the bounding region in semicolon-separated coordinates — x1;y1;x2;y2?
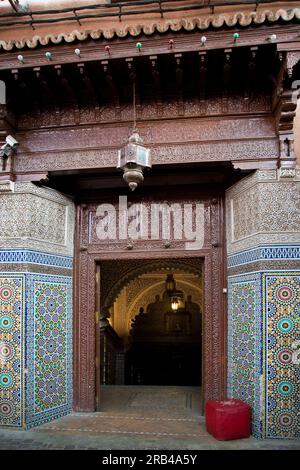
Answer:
126;57;141;108
174;53;183;109
101;60;120;109
223;49;232;99
1;44;281;114
150;56;162;105
33;67;59;113
10;68;33;111
198;52;207;102
77;62;99;109
244;46;257;100
54;64;79;110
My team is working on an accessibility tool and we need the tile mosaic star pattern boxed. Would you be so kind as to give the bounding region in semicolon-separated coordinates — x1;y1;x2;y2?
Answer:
228;273;262;438
264;274;300;439
0;275;25;427
228;268;300;439
26;274;73;428
0;268;72;429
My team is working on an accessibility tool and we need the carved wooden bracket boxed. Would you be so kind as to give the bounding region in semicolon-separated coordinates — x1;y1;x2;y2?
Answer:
0;103;16;179
275;51;300;170
276;89;297;169
277;89;297;134
286;51;300;79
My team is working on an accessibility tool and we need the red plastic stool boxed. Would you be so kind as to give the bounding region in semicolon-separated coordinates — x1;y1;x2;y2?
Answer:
205;399;251;440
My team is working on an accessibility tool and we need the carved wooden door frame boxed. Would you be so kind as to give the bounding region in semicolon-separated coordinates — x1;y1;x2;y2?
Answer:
73;197;227;412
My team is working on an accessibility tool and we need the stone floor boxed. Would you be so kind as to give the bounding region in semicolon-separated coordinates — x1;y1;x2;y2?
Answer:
0;386;299;450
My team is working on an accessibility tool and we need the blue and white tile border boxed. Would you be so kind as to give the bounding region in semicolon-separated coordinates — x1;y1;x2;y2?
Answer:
228;245;300;269
0;250;73;270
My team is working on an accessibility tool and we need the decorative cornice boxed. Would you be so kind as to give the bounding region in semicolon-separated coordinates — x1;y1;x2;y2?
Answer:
0;5;299;51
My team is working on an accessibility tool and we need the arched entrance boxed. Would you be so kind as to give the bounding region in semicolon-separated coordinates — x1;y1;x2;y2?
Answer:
99;265;203;394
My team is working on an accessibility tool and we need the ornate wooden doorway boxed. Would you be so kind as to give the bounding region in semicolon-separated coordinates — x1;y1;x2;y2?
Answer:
73;189;227;412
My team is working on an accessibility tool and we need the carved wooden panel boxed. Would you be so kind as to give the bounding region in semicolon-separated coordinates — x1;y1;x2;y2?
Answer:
13;114;278;174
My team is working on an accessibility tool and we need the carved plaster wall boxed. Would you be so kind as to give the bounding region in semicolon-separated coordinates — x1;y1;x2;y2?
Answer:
226;169;300;255
0;182;75;256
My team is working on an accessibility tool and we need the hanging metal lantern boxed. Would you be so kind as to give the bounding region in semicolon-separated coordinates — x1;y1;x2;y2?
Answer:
117;130;151;191
165;274;184;311
171;297;180;312
117;82;151;191
165;273;176;293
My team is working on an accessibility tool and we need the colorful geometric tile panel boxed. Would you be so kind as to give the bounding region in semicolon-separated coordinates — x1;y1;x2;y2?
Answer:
25;274;72;428
227;273;262;438
264;273;300;439
0;275;25;427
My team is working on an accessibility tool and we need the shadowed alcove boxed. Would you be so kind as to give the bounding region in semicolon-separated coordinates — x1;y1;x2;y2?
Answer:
99;260;203;388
